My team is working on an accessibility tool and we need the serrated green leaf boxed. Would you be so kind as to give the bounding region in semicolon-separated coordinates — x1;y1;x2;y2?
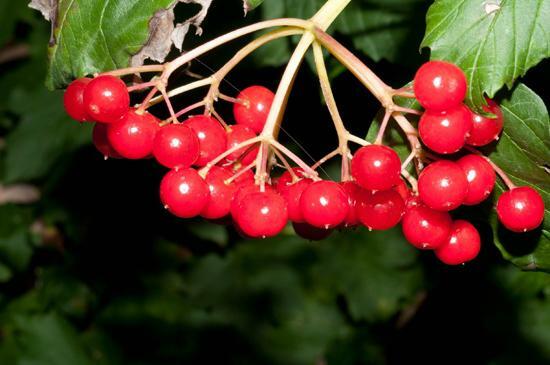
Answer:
488;84;550;271
421;0;550;109
5;88;92;183
46;0;175;89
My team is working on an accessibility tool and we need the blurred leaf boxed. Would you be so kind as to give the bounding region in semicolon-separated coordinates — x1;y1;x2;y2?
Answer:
44;0;175;89
244;0;265;13
0;230;33;272
0;261;13;282
421;0;550;109
187;221;229;246
12;313;93;365
0;2;29;47
314;228;424;322
5;88;92;183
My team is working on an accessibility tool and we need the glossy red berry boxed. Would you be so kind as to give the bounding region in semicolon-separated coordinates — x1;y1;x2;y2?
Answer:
435;220;481;265
418;160;468;211
232;190;288;238
419;105;472;154
413;60;467;111
231;183;273;218
456;154;496;205
64;78;92;121
279;178;313;222
160;168;210;218
201;166;238;220
107;109;160;159
233;86;274;134
466;99;504;146
225;125;258;165
83;75;129;123
185;115;227;167
292;222;332;241
92;123;122;159
393;179;412;202
152;124;199;169
356;189;405;230
496;187;545;232
275;168;307;190
340;181;362;227
222;165;255;186
351;145;401;191
402;204;453;249
300;180;350;229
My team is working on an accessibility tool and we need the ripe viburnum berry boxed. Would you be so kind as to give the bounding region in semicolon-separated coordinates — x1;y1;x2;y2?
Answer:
225;125;258;165
278;178;313;222
418;160;469;211
160;168;210;218
152;124;199;169
466;99;504;146
201;166;237;220
83;75;130;123
185;115;227;167
419;105;472;154
92;123;121;159
233;86;274;134
292;222;332;241
64;78;92;122
356;189;405;230
496;187;544;232
402;204;453;249
456;154;496;205
231;183;273;219
340;181;362;227
300;180;350;229
351;145;401;191
435;220;481;265
107;108;160;159
413;60;467;111
232;190;288;238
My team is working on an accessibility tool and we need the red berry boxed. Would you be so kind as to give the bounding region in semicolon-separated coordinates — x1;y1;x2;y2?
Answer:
292;222;332;241
351;145;401;191
418;160;468;211
92;123;122;159
185;115;227;167
83;75;129;123
107;109;160;159
419;105;472;154
340;181;362;227
413;60;467;111
231;183;273;219
160;168;210;218
222;165;255;186
402;204;453;249
233;86;274;134
64;78;92;121
201;166;238;220
275;168;307;190
456;154;496;205
232;190;288;238
300;180;350;229
356;189;405;230
225;125;258;165
152;124;199;168
435;220;481;265
496;187;545;232
279;178;313;222
466;99;504;146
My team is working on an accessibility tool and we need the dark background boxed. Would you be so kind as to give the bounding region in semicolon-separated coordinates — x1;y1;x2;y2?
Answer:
0;1;549;364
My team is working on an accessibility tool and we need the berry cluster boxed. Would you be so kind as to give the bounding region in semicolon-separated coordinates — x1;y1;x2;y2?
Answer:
63;59;544;267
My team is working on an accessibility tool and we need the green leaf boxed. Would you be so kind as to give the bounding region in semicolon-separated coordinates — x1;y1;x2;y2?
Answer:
488;84;550;271
421;0;550;109
0;262;13;283
46;0;175;89
12;313;93;365
256;0;428;67
5;88;92;183
0;231;33;272
244;0;264;13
